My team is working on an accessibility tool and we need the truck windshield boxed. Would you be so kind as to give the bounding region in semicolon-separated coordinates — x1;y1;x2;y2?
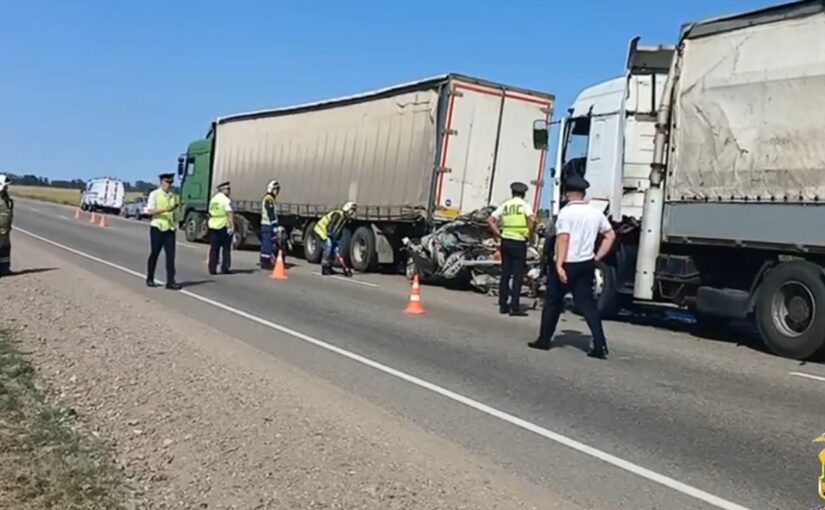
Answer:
560;116;589;181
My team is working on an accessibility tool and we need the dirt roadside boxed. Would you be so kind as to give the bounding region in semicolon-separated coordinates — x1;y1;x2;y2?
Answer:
0;234;583;510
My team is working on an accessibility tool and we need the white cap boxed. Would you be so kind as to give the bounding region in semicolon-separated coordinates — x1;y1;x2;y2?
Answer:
343;201;357;214
267;179;280;193
0;174;8;192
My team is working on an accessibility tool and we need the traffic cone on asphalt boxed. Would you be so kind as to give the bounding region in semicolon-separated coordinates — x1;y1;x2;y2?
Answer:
270;251;288;280
98;214;108;228
74;208;81;220
89;212;97;224
404;274;426;315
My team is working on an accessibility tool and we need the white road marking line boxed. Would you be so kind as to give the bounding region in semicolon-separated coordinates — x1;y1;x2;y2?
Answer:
16;226;750;510
30;207;41;213
789;371;825;383
313;272;379;288
58;215;70;221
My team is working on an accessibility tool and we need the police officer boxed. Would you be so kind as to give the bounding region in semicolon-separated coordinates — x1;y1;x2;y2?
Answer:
529;174;615;359
207;181;234;275
145;173;181;289
314;201;357;275
260;180;281;270
488;181;536;316
0;175;14;277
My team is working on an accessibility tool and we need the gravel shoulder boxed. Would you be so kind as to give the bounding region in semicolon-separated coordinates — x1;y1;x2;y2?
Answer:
0;235;579;509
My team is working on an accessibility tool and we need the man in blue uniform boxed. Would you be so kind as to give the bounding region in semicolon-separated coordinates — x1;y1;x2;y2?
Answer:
145;173;181;289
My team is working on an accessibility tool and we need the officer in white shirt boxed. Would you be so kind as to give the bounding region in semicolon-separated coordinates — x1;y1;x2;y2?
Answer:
529;174;616;359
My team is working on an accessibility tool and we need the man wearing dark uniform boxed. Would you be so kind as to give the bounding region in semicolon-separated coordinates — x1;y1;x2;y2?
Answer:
145;173;181;290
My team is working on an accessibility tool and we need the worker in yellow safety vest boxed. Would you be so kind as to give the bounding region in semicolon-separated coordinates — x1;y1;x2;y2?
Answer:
207;181;234;275
145;173;181;289
260;179;281;270
487;181;536;316
314;201;357;275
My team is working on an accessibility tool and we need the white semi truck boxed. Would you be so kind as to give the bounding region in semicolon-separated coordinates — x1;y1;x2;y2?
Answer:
533;0;825;360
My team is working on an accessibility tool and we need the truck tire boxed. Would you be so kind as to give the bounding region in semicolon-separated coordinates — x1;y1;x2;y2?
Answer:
184;212;204;243
575;260;621;319
349;226;377;273
304;222;323;264
755;261;825;360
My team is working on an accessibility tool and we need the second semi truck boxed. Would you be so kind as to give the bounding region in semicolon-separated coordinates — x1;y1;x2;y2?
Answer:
535;0;825;360
177;74;554;273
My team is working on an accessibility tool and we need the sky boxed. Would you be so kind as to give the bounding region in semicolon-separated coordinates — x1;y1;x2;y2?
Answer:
1;0;776;205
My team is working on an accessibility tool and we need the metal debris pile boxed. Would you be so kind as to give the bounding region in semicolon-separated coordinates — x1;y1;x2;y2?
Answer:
403;206;543;297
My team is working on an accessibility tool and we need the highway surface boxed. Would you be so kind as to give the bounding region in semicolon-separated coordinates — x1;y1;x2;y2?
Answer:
11;198;825;510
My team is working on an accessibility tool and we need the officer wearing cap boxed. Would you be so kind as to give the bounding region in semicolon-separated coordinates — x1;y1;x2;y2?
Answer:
488;181;536;316
529;174;616;359
207;181;234;275
145;173;181;289
260;179;281;271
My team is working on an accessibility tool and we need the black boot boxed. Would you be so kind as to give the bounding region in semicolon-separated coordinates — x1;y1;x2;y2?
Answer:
261;259;273;271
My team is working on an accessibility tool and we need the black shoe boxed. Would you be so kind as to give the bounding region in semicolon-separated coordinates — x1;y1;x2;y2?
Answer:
586;348;608;359
528;340;552;351
220;269;232;275
145;279;157;288
321;267;332;276
261;261;273;271
499;307;509;315
165;282;181;291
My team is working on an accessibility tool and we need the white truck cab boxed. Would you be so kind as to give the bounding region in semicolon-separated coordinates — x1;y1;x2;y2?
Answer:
532;37;673;315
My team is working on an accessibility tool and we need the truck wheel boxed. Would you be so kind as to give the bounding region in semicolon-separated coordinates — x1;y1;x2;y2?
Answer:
755;261;825;360
184;213;203;243
575;260;621;318
304;222;323;264
349;226;377;273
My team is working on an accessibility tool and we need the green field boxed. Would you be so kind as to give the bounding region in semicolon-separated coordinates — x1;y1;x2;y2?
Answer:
10;186;143;207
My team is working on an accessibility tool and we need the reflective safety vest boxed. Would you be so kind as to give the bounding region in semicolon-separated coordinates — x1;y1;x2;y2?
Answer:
261;194;277;227
150;190;177;232
314;209;344;241
208;192;231;230
499;197;529;241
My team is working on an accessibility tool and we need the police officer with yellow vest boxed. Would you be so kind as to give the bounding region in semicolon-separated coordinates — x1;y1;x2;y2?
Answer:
145;173;181;289
207;181;234;275
314;201;357;276
260;179;280;271
487;181;536;316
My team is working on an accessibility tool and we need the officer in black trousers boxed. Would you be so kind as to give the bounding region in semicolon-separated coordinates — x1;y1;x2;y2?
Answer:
529;175;615;359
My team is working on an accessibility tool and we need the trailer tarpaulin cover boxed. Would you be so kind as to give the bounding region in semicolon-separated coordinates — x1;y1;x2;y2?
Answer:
666;9;825;204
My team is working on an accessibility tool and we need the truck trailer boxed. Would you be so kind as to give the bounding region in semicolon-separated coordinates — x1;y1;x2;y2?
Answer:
177;74;554;273
534;0;825;360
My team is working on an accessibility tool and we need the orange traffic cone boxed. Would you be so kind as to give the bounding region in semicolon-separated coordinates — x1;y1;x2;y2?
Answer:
89;212;97;224
98;214;108;228
404;274;426;315
270;251;288;280
74;208;81;220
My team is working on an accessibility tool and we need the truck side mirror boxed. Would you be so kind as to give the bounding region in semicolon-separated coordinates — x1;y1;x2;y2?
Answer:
177;155;185;177
532;119;549;150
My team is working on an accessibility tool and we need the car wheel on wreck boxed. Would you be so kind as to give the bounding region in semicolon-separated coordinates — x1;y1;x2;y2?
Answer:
405;255;416;281
573;260;621;319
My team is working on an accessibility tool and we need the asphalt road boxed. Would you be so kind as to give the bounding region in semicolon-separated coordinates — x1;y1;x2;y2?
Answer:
11;198;825;510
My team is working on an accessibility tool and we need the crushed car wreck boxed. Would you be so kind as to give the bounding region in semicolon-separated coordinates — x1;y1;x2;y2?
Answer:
403;207;545;301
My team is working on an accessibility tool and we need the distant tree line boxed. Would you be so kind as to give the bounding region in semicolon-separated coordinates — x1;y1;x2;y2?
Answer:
3;173;156;193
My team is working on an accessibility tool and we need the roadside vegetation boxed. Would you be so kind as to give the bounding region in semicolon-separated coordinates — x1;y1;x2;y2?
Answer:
11;185;143;207
0;329;128;510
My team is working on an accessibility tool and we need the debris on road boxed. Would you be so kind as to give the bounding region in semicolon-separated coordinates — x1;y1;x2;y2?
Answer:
403;206;544;297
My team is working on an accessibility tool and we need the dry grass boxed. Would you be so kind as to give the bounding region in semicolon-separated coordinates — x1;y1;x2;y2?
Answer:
0;330;128;510
10;186;143;207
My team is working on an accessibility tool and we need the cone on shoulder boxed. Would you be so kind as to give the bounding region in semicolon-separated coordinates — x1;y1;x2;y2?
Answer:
270;251;288;280
74;208;81;220
98;214;108;228
89;212;97;224
404;274;426;315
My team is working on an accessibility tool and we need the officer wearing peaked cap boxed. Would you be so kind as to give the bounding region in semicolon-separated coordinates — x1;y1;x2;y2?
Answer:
208;181;234;275
488;181;536;316
529;174;616;359
145;173;181;289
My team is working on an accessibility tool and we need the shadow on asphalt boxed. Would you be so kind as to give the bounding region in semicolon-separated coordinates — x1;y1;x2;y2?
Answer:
4;267;59;277
553;330;592;353
178;280;214;289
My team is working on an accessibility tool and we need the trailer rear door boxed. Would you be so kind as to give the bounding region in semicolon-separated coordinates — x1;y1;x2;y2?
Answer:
434;79;552;220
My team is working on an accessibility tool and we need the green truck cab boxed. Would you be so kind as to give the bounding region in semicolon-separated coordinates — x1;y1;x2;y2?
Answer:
176;136;213;243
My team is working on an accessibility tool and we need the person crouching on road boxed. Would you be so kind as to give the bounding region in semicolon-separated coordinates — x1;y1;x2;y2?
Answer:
487;181;536;317
260;179;281;271
314;201;357;276
207;181;234;275
0;174;14;277
529;174;616;359
145;173;181;290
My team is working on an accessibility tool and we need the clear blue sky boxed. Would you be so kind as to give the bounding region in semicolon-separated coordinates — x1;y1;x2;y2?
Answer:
1;0;774;204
